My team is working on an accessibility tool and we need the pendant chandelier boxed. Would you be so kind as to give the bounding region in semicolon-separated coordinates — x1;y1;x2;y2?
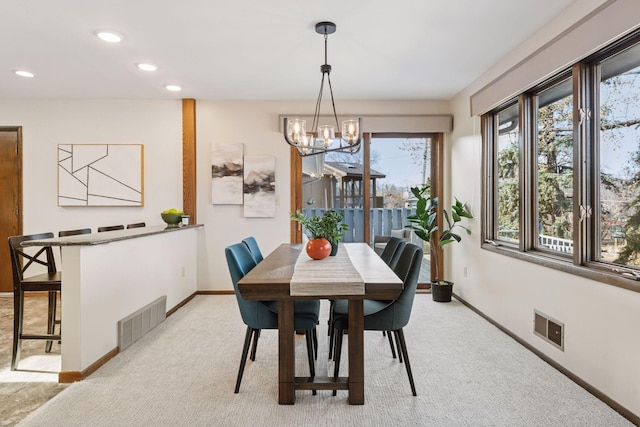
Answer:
283;22;362;157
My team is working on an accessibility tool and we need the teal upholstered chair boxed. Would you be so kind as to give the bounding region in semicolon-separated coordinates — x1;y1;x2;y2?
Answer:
331;243;423;396
242;236;264;264
225;243;320;394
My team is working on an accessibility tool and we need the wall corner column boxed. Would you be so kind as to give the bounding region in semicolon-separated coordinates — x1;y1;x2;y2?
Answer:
182;99;197;223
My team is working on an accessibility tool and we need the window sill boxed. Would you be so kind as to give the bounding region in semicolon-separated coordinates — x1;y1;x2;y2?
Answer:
481;242;640;294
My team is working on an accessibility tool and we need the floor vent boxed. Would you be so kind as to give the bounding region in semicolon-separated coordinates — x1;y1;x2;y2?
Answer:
534;309;564;351
118;296;167;351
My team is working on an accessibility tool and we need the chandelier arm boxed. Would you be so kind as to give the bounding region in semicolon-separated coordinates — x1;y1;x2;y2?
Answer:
312;73;326;133
326;74;341;140
297;141;361;157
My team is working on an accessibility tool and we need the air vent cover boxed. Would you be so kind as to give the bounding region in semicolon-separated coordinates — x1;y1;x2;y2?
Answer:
118;296;166;351
534;310;564;351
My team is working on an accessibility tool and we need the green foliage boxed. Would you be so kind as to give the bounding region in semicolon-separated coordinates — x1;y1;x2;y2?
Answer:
290;210;348;244
407;184;473;280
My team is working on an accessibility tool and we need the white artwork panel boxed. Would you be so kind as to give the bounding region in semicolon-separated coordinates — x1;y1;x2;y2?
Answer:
243;155;276;218
58;144;144;206
212;143;244;204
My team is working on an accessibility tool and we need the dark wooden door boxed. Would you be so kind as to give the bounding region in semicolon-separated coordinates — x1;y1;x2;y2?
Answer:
0;128;22;293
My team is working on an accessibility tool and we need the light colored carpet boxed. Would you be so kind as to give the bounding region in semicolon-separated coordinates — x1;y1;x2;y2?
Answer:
18;295;633;426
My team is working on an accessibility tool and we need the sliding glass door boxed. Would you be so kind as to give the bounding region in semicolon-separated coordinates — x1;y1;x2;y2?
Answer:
292;133;441;285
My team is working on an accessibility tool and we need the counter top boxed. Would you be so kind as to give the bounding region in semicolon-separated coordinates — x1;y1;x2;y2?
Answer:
21;224;203;247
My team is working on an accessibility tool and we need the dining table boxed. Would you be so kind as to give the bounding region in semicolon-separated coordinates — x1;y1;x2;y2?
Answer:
237;242;403;405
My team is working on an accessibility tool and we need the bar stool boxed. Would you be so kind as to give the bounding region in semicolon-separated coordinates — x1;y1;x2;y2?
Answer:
8;233;62;370
59;228;91;237
98;225;124;232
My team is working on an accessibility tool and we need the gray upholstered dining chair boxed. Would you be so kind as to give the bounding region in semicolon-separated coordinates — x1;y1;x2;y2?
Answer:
331;243;423;396
8;233;62;370
328;237;406;360
380;236;406;270
225;242;320;394
241;236;264;264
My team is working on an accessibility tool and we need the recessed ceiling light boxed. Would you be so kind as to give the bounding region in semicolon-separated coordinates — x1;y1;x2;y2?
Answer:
14;70;35;78
96;31;123;43
137;63;158;72
165;84;182;92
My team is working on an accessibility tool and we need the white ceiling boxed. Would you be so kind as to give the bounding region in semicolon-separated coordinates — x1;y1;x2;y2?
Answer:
0;0;577;100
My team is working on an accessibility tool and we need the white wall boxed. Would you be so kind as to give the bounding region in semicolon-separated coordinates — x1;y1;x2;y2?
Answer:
0;100;184;234
447;1;640;417
196;99;449;291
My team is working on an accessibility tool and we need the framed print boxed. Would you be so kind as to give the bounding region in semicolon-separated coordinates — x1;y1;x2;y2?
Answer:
58;144;143;206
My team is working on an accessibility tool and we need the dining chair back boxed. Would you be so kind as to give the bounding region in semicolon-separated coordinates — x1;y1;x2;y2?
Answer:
8;233;62;370
241;236;264;264
225;242;319;394
332;243;423;396
380;236;406;270
98;225;124;232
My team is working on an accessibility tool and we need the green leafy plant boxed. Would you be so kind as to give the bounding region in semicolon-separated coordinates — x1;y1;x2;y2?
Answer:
290;210;348;244
407;184;473;282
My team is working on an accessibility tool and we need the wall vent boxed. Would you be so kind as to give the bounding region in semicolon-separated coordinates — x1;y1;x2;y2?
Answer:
534;309;564;351
118;296;166;351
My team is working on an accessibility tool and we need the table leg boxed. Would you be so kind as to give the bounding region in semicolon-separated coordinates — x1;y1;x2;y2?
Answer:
348;299;364;405
278;299;295;404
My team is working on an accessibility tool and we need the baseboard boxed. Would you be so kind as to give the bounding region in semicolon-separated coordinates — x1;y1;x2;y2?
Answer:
453;293;640;426
166;292;197;317
196;290;234;295
59;347;119;383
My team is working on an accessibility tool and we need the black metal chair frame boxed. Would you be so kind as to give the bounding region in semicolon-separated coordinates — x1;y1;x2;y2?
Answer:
8;233;62;371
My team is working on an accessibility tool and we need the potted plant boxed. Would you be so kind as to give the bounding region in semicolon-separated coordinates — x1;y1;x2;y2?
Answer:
407;184;473;302
290;210;348;259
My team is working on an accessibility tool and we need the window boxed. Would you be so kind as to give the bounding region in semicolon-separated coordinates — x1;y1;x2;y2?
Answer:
535;78;574;255
482;30;640;292
495;102;520;245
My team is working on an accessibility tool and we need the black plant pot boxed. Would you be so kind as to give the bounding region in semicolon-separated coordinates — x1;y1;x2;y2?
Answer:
330;241;338;256
431;280;453;302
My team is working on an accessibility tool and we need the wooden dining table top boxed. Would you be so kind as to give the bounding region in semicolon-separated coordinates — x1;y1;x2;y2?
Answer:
237;242;403;300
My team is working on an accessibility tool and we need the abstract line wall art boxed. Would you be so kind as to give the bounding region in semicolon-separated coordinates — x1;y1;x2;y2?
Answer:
243;155;276;217
211;143;244;204
58;144;144;206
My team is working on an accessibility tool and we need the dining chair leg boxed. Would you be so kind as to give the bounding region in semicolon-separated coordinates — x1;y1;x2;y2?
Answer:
249;329;261;361
305;330;317;396
235;326;255;393
394;330;403;363
46;291;57;352
395;329;417;396
332;328;344;396
312;326;318;360
11;292;24;371
328;323;335;360
387;330;397;359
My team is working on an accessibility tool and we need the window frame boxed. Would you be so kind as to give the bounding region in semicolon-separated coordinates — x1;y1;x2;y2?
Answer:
481;30;640;294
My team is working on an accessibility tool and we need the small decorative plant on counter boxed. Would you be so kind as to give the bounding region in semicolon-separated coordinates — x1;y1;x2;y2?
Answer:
290;210;349;259
407;184;473;302
161;208;184;228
